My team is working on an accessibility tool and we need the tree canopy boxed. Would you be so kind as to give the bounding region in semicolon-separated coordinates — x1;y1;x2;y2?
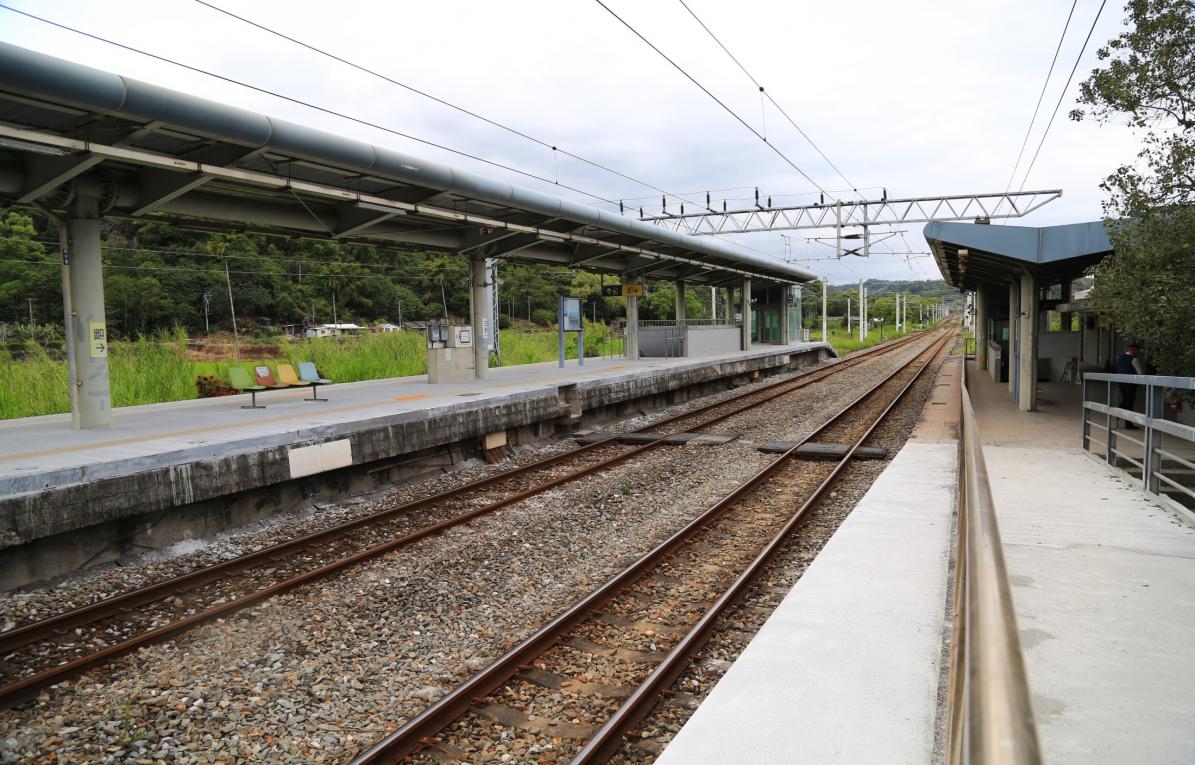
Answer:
1073;0;1195;375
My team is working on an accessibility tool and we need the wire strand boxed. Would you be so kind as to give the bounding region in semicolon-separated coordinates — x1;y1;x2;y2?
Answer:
592;0;829;195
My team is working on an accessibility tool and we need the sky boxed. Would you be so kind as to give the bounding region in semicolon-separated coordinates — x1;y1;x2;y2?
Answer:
0;0;1142;285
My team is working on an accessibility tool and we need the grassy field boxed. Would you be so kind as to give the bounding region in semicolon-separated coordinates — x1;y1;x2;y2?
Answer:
818;322;927;355
0;322;918;420
0;324;624;419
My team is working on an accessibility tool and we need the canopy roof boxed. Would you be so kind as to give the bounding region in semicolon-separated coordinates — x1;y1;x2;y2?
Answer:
0;42;814;286
925;220;1112;291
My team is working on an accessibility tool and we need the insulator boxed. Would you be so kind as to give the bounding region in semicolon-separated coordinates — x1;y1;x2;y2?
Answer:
619;200;624;214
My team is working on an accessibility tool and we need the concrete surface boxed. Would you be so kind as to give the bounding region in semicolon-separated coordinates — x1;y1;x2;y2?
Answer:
656;358;962;765
969;361;1195;764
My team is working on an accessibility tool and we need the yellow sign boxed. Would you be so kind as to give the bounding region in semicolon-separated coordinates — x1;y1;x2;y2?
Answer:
88;322;108;358
621;283;645;298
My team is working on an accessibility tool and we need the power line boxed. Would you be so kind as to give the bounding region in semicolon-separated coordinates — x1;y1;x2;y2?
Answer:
193;0;686;204
1015;0;1108;194
674;0;860;197
0;4;620;205
994;0;1079;218
591;0;829;195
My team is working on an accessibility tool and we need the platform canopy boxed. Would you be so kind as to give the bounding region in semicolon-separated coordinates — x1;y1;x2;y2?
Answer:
925;220;1113;291
0;42;814;286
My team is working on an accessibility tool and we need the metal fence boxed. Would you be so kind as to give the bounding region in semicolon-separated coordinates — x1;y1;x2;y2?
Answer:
948;364;1042;764
638;318;741;327
1081;372;1195;516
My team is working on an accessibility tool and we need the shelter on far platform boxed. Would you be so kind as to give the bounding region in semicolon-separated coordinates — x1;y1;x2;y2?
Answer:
925;220;1115;411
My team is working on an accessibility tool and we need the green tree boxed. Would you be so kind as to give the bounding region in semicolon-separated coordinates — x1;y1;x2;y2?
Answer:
1072;0;1195;374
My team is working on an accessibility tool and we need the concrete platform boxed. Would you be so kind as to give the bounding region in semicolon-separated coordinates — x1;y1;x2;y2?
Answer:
969;363;1195;765
656;357;962;764
0;342;830;588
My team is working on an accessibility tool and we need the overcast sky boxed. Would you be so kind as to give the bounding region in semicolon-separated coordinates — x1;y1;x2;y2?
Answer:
0;0;1141;284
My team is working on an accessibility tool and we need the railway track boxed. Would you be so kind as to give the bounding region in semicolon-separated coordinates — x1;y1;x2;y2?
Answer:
0;329;936;708
349;328;954;764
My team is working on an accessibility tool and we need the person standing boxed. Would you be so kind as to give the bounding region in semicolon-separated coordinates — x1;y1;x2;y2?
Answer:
1116;343;1146;427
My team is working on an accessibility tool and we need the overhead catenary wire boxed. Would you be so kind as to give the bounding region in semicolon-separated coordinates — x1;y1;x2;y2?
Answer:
591;0;830;196
1013;0;1108;195
194;0;685;205
674;0;862;198
0;4;618;206
992;0;1079;218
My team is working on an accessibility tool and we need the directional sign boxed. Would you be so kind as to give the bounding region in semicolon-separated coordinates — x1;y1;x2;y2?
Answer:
89;322;108;358
601;284;621;298
621;283;645;298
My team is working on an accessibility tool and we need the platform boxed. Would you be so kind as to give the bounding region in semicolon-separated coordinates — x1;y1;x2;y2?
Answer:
656;356;962;764
657;356;1195;764
0;342;831;588
969;363;1195;765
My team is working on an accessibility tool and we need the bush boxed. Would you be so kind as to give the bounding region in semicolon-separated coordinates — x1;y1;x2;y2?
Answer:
531;308;556;326
498;313;511;330
195;374;236;398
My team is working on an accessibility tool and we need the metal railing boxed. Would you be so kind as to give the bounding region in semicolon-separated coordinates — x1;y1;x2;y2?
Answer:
948;364;1042;764
638;318;741;327
1082;372;1195;516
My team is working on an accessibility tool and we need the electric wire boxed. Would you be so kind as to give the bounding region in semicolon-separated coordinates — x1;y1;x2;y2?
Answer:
193;0;683;203
674;0;861;198
591;0;830;195
1014;0;1108;195
993;0;1079;218
0;3;619;206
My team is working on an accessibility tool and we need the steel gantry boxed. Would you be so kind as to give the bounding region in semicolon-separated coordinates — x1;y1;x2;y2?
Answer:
639;189;1062;236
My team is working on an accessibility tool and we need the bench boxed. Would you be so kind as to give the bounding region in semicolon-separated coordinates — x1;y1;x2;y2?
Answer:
279;362;330;402
228;363;332;408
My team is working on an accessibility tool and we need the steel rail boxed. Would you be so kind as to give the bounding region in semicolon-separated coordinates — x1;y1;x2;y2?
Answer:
0;332;929;708
946;364;1041;763
350;329;953;764
572;329;955;763
0;330;923;656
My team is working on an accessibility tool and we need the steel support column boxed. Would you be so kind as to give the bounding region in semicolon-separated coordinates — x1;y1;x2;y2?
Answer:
470;256;491;379
674;280;686;323
67;189;111;428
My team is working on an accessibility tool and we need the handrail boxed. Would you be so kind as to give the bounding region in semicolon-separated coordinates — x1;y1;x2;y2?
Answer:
948;363;1042;764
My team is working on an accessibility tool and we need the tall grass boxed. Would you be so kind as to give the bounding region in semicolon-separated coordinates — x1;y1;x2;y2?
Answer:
0;327;621;420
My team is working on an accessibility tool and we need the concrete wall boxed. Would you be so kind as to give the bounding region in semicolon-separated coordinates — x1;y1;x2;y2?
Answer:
687;326;741;357
1038;330;1080;381
640;326;686;357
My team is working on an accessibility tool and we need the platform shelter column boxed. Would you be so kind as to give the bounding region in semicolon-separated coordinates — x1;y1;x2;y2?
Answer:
722;286;733;323
67;189;112;429
780;286;792;345
1018;272;1039;411
470;255;491;380
740;278;752;350
625;285;640;360
975;285;988;370
1059;280;1073;331
1008;280;1020;398
674;280;686;323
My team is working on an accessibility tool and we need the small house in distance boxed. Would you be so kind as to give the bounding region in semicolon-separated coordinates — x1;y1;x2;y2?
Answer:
305;323;365;338
374;323;401;333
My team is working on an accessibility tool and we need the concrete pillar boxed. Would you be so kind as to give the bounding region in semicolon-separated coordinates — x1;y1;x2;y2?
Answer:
740;278;752;350
625;292;640;360
67;191;111;429
1018;273;1038;412
975;285;988;370
1008;280;1020;397
858;280;865;342
780;286;792;345
470;256;491;379
674;280;686;323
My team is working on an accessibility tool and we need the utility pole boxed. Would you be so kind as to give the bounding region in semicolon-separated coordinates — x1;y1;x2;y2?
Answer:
858;280;864;342
821;279;828;343
217;244;239;362
202;292;210;334
847;296;851;334
27;298;34;325
527;296;531;324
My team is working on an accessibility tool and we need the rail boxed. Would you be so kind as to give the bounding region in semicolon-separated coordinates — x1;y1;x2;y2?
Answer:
947;363;1041;764
1081;372;1195;517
